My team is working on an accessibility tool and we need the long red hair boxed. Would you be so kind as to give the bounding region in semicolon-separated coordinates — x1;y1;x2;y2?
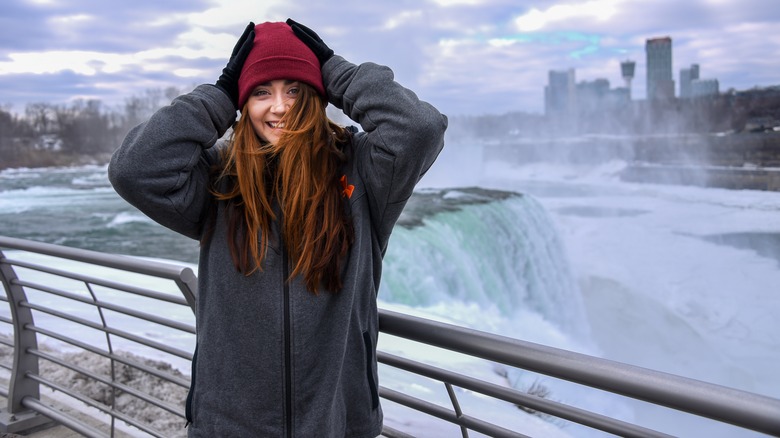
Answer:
211;83;353;293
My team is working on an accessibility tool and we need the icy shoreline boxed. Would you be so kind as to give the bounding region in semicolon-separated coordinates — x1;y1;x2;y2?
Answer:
0;338;189;437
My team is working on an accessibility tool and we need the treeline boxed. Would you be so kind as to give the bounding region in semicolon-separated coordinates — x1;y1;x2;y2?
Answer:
0;87;186;170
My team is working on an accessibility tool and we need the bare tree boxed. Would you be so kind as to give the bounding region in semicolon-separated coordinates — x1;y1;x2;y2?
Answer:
54;99;115;155
25;103;56;134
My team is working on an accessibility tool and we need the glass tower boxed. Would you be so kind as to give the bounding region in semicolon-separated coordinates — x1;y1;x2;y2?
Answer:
645;37;675;101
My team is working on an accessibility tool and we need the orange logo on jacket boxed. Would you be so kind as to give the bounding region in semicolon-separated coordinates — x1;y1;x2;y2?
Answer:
340;175;354;199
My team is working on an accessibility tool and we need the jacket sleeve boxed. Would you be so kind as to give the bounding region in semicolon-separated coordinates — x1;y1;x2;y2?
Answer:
108;84;236;240
322;56;447;244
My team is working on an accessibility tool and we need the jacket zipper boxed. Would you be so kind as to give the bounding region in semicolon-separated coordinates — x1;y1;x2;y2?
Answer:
184;344;198;427
282;247;293;438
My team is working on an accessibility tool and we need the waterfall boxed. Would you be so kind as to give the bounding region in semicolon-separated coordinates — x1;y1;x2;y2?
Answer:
380;187;591;343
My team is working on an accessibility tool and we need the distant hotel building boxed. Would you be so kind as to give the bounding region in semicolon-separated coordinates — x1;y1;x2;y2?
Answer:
680;64;719;98
679;64;700;98
645;37;675;101
691;78;720;98
544;69;577;115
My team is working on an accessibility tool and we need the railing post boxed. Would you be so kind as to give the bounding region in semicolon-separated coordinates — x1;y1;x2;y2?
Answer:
174;268;198;314
0;249;54;433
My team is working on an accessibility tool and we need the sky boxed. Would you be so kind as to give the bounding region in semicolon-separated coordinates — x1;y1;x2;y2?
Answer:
1;0;779;117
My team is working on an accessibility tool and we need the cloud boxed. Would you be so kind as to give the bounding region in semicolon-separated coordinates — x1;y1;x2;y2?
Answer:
1;0;779;116
382;10;424;30
186;0;289;29
514;0;622;32
418;35;573;114
428;0;484;6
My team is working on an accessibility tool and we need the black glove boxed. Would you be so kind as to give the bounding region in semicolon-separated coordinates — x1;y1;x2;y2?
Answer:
286;18;333;66
215;22;255;109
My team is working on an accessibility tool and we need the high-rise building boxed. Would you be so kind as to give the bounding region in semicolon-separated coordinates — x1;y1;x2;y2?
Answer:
545;69;577;116
679;64;700;98
645;37;675;101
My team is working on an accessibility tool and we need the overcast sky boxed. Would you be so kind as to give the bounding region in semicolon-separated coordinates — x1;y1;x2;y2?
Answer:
1;0;779;117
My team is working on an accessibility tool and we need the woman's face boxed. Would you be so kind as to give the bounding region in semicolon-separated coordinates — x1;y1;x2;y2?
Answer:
246;79;299;145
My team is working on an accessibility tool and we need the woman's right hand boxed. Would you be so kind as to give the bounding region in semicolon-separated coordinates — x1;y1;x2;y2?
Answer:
215;22;255;109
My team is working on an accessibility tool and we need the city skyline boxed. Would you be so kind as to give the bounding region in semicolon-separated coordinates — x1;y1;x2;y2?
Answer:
545;34;724;115
1;0;779;116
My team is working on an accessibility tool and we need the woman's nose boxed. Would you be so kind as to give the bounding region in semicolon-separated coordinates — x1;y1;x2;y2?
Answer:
270;97;290;113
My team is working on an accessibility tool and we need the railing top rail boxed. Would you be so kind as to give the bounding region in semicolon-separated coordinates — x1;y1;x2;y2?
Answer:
379;308;780;436
0;235;195;283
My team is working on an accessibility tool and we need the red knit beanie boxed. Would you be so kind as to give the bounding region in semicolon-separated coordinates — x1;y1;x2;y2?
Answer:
237;22;325;108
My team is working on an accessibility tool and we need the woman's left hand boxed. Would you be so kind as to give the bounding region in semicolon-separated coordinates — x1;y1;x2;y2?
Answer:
286;18;333;66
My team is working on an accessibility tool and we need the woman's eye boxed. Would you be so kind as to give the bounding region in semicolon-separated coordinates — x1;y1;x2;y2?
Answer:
288;88;299;96
253;89;270;96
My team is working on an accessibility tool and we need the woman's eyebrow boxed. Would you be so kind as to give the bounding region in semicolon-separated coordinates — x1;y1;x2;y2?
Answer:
257;80;298;87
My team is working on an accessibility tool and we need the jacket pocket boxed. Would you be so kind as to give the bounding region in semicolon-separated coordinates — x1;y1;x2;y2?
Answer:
185;344;198;425
362;331;380;410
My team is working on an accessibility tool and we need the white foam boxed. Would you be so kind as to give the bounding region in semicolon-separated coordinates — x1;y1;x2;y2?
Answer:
107;211;154;227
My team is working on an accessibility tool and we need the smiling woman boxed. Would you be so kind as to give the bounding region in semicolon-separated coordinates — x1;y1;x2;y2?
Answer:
107;18;447;438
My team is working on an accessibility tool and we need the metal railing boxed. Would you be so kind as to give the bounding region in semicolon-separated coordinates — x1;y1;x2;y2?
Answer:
0;236;197;437
1;235;780;437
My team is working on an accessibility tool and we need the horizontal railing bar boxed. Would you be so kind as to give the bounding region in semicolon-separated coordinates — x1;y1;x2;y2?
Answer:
21;302;192;360
0;336;13;347
378;351;671;438
379;309;780;437
29;325;191;388
0;235;196;282
14;278;195;334
379;386;528;438
31;348;184;418
4;257;189;306
22;396;107;438
25;374;167;438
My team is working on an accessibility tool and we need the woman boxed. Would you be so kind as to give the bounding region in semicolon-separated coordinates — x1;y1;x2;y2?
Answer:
109;19;446;437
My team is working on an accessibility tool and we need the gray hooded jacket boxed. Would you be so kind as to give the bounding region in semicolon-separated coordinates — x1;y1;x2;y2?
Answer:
108;55;447;437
